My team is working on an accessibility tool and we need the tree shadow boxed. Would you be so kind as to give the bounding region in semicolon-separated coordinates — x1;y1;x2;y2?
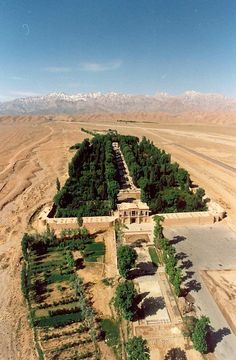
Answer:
129;261;157;279
175;252;188;261
180;259;193;270
91;229;105;237
135;291;150;306
138;296;165;319
207;326;231;352
131;239;148;247
185;279;201;293
75;257;85;269
175;251;197;294
84;281;95;291
170;235;186;245
164;347;187;360
182;270;195;282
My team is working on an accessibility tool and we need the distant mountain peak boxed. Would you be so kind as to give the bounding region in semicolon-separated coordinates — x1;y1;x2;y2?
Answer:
0;91;235;115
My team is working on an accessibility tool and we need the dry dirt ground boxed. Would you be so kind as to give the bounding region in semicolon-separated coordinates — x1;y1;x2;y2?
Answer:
0;112;236;359
201;270;236;336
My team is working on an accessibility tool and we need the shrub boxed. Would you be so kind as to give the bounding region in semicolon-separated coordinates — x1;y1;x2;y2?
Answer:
192;316;210;354
126;336;150;360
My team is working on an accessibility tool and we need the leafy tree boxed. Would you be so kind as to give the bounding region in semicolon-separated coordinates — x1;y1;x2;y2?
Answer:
195;187;205;199
126;336;150;360
56;177;61;191
153;215;164;249
117;245;137;278
21;233;33;259
65;251;75;269
21;263;29;300
192;316;210;353
176;168;189;190
77;216;83;227
172;267;182;297
42;225;56;245
114;281;137;320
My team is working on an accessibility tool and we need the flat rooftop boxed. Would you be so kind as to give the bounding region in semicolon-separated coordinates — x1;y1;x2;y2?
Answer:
117;201;150;211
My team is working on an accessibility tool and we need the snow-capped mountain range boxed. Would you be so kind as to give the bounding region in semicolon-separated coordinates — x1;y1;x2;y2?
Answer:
1;91;236;114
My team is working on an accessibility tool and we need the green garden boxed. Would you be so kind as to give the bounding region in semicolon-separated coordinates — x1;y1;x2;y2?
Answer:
53;131;206;217
21;227;105;359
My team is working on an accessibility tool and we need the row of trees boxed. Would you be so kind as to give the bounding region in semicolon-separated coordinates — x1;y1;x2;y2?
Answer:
115;244;138;320
153;217;211;354
54;134;120;217
115;244;150;359
74;276;100;344
118;135;206;213
153;215;182;296
104;137;120;209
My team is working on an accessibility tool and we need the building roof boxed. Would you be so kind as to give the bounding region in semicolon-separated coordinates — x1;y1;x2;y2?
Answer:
117;201;150;211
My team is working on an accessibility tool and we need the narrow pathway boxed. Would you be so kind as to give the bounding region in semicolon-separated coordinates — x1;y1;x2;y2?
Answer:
112;142;137;190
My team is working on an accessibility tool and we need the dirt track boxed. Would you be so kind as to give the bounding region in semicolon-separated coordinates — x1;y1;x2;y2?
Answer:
0;112;236;359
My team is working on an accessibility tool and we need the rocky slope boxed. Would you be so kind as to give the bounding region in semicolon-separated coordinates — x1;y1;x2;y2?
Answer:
1;91;236;114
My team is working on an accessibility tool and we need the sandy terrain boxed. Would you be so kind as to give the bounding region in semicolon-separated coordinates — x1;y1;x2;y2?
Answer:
0;112;236;359
201;270;236;336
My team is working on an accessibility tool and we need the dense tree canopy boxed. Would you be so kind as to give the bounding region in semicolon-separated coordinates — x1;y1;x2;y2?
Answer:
117;245;138;278
53;132;206;217
118;135;206;213
114;281;137;320
54;134;120;217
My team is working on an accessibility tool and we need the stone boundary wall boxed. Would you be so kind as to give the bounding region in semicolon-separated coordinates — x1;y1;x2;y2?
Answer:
155;201;226;227
40;199;226;234
158;211;215;227
39;206;115;235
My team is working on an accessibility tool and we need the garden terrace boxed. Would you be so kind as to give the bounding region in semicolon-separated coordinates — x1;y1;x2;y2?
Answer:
54;133;120;217
53;131;206;218
117;134;207;214
21;229;104;359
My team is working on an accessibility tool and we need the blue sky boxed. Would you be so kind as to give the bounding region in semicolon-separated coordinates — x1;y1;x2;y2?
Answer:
0;0;236;101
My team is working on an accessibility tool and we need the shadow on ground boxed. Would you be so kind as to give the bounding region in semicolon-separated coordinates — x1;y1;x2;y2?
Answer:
164;347;187;360
174;251;201;294
170;235;186;245
135;291;149;305
207;326;231;353
135;296;165;320
129;261;157;279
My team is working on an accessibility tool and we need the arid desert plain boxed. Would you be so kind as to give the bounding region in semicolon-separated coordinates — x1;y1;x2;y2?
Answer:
0;112;236;360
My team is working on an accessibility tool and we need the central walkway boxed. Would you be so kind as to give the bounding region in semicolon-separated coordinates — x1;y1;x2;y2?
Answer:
112;142;141;203
133;245;170;325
